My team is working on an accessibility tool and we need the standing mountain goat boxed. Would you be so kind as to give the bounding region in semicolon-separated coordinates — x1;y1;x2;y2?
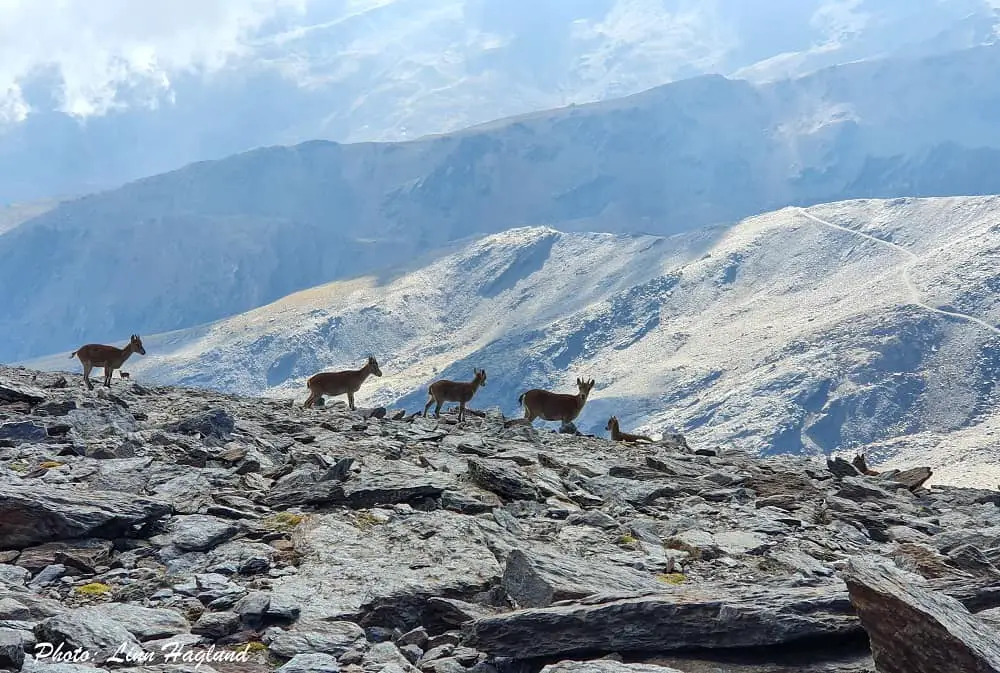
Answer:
423;368;487;422
518;378;595;424
606;416;654;444
69;334;146;390
303;355;383;410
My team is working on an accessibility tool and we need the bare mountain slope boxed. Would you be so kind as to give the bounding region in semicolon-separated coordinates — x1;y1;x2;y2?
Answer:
6;44;1000;363
3;0;996;205
27;196;1000;486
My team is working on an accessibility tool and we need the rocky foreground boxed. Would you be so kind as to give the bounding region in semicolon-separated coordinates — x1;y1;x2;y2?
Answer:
3;366;1000;673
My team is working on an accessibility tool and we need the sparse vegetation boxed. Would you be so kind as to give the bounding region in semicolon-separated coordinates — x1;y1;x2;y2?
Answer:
75;582;112;596
617;534;637;546
657;573;686;585
265;511;306;531
39;460;64;469
353;510;389;531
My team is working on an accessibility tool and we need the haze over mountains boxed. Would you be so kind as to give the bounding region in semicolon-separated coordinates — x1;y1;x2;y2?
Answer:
5;42;1000;364
1;0;998;203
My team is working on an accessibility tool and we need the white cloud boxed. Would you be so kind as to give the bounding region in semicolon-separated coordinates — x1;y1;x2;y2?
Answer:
0;0;307;119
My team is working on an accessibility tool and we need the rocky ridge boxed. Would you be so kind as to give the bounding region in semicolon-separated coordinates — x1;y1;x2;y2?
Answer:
2;365;1000;672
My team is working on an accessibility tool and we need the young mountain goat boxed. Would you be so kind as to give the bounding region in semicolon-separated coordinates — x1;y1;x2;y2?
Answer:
518;378;595;424
303;355;383;410
69;334;146;390
119;372;130;380
423;368;487;422
606;416;654;444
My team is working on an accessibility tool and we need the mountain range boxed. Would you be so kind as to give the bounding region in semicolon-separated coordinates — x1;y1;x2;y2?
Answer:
1;0;998;204
23;195;1000;488
6;43;1000;364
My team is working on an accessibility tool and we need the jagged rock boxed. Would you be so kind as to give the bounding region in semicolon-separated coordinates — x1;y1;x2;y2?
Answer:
826;457;859;478
0;421;48;443
0;483;171;550
463;583;858;657
89;604;190;641
564;511;618;529
34;607;143;664
932;527;1000;554
0;628;25;670
0;382;45;406
268;511;500;630
152;514;238;552
540;660;686;673
881;467;933;491
835;477;893;502
467;459;540;502
264;620;366;657
32;400;76;416
15;539;114;574
948;544;1000;576
164;408;235;439
501;547;665;608
0;598;30;621
191;610;239;638
425;598;495;627
844;555;1000;673
262;470;449;509
277;652;342;673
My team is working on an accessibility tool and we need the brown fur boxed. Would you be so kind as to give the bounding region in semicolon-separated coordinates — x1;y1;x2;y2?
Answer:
853;453;879;476
606;416;653;443
424;368;487;422
303;355;383;410
518;378;595;423
69;334;146;390
119;372;130;380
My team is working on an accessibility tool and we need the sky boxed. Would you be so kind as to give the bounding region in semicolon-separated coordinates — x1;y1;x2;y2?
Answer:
1;0;997;126
0;0;307;122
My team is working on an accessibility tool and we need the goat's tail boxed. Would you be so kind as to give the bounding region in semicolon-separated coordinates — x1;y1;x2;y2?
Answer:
68;351;76;359
517;392;525;407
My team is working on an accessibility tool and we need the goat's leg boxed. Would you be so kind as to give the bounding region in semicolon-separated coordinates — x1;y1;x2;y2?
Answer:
423;395;434;417
303;393;316;408
347;391;355;411
83;362;94;390
458;401;466;422
433;401;442;418
104;366;113;387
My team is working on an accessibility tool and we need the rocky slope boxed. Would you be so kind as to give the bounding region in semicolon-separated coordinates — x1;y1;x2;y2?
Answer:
27;196;1000;487
3;365;1000;671
7;43;1000;363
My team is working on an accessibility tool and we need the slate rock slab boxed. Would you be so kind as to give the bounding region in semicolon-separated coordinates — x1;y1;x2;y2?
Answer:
502;547;665;608
844;555;1000;673
0;483;172;550
34;607;143;664
463;583;859;658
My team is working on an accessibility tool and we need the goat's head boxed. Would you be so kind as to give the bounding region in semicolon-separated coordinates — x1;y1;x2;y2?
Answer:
130;334;146;355
474;368;488;387
576;377;595;400
606;416;618;431
368;355;383;377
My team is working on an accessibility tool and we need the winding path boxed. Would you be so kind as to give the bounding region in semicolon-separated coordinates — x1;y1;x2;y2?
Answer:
796;207;1000;336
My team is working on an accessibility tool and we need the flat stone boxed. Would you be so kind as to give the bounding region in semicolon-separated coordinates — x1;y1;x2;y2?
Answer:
463;583;859;658
501;547;665;608
0;483;171;550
